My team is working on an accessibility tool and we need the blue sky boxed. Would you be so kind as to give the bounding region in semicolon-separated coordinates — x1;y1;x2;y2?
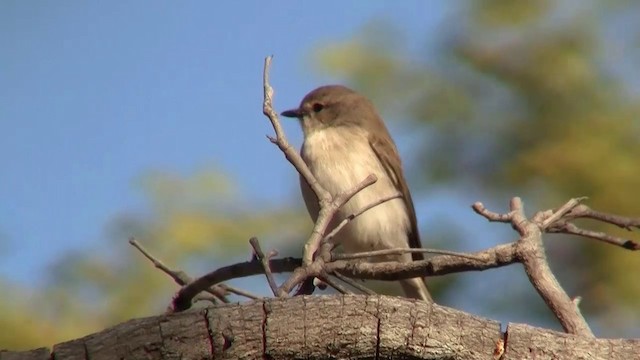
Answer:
5;2;640;338
0;1;454;284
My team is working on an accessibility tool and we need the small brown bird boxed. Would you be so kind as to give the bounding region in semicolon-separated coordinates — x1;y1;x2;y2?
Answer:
281;85;432;302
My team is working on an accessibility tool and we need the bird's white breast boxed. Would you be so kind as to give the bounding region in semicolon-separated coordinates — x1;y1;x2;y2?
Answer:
301;127;410;254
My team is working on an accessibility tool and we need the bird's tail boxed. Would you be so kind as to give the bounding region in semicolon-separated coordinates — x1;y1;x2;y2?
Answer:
400;277;433;303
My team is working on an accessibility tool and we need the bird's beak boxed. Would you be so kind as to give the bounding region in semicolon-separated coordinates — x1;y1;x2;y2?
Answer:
281;108;303;118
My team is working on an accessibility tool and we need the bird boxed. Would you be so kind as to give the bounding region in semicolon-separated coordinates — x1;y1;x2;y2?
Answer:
281;85;432;302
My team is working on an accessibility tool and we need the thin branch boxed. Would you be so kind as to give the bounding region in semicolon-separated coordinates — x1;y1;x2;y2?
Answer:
261;55;330;206
261;56;380;269
249;237;279;296
539;197;588;229
318;274;351;294
548;222;640;250
279;257;325;297
332;272;377;295
163;56;640;340
129;237;192;284
333;248;484;261
171;256;302;311
564;204;640;231
170;242;518;311
324;192;401;242
301;174;377;265
326;242;519;281
129;238;229;303
503;198;593;337
472;202;513;222
217;284;262;300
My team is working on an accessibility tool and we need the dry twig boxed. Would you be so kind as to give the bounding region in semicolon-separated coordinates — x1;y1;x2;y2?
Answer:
488;198;593;337
323;192;401;242
332;247;483;261
129;238;228;304
332;272;377;295
249;237;279;296
153;58;640;341
545;204;640;250
317;274;351;294
170;241;520;311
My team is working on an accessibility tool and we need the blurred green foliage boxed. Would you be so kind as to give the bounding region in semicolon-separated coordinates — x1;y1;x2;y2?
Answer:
315;0;640;335
2;0;640;350
0;170;307;350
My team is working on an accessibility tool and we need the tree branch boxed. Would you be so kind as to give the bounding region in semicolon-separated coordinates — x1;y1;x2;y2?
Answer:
249;237;279;296
158;59;640;340
507;197;594;337
261;56;380;268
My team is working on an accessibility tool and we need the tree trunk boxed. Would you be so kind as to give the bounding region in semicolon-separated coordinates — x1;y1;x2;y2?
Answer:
1;295;638;359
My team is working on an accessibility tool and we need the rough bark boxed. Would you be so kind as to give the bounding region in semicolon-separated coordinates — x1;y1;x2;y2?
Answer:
1;295;638;360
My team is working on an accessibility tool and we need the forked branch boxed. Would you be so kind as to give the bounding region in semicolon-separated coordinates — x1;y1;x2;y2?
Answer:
138;57;640;339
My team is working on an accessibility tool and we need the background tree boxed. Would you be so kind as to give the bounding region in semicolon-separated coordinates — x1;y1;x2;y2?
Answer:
2;0;639;351
0;170;307;349
314;0;640;336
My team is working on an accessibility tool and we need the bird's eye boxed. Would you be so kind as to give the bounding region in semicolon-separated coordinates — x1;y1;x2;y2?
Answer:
312;103;324;113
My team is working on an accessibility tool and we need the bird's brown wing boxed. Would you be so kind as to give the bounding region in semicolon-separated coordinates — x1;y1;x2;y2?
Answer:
369;133;424;261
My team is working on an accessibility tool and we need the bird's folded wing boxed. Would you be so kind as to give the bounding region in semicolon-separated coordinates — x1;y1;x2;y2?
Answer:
368;133;424;261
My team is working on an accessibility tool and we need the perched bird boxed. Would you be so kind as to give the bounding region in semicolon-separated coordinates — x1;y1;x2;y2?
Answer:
281;85;432;302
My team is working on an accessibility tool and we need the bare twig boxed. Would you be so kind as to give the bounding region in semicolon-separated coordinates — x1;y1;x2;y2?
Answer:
472;202;513;222
280;259;324;297
301;174;377;265
171;256;302;311
327;243;519;281
249;237;279;296
324;192;401;242
261;56;380;269
318;274;351;294
565;204;640;230
333;247;484;261
548;222;640;250
129;237;192;284
129;238;229;303
262;56;331;206
332;272;377;295
161;57;640;341
539;197;588;229
499;198;593;337
262;55;333;266
170;242;519;311
217;284;261;300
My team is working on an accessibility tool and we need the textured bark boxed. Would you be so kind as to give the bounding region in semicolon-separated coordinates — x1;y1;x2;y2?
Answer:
1;295;638;359
0;348;50;360
503;323;640;359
